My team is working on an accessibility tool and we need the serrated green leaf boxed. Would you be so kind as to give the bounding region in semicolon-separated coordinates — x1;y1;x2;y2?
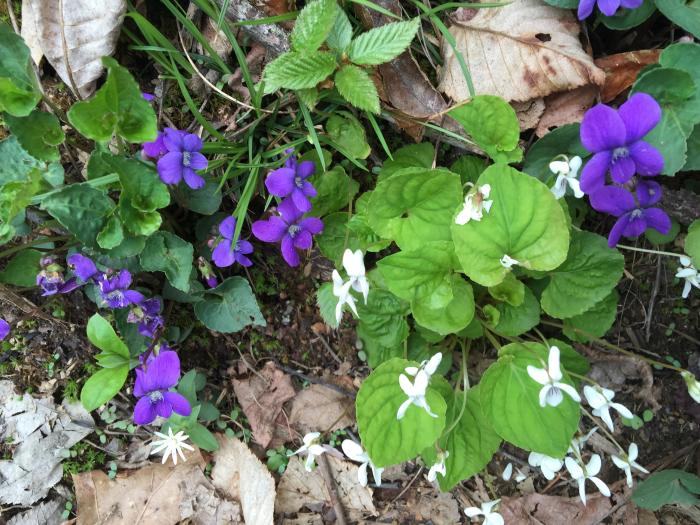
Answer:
291;0;338;52
369;167;462;251
356;288;409;349
194;277;266;333
4;110;65;161
451;165;569;287
80;365;129;411
356;358;447;466
334;64;380;114
348;19;419;65
140;232;193;292
479;343;580;457
541;231;624;319
67;57;157;143
563;290;619;342
263;51;337;93
296;87;319;110
0;22;41;116
632;469;700;510
326;8;353;53
411;276;475;335
87;313;129;359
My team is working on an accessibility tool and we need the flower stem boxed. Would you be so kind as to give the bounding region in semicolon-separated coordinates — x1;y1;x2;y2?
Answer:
441;340;471;438
30;174;120;205
579;406;625;455
616;244;683;258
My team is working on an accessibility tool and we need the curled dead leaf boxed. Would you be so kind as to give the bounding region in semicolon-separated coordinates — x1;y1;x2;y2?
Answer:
594;50;661;102
536;84;599;137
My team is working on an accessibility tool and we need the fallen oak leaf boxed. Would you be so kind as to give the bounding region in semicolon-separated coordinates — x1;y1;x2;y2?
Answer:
594;50;661;102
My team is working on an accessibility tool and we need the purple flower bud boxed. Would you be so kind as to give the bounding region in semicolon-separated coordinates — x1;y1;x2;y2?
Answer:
127;298;164;339
142;131;167;160
142;92;155;102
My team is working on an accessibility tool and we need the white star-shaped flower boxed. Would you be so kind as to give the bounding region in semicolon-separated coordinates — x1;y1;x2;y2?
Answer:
342;249;369;303
332;270;358;324
397;370;437;420
528;452;563;480
292;431;327;472
464;499;504;525
681;371;700;403
150;428;194;465
676;256;700;299
583;385;633;432
549;156;584;200
527;346;581;407
455;184;493;225
341;439;383;487
564;454;610;505
502;462;527;482
611;442;649;487
427;450;449;482
500;254;520;269
405;352;442;377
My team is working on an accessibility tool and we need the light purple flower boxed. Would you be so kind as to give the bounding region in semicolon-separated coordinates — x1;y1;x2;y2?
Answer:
580;93;663;193
127;298;164;339
157;128;208;189
67;253;98;282
142;131;167;160
264;150;317;212
133;350;191;425
96;270;145;309
211;216;254;268
578;0;643;19
36;257;80;296
0;319;9;341
589;184;671;247
252;199;324;267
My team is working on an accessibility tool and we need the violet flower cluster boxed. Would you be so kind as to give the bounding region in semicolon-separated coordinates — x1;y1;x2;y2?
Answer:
579;93;671;248
251;149;324;267
142;128;208;190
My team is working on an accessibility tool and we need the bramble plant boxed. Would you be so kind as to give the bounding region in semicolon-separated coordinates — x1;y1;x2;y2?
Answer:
1;0;700;518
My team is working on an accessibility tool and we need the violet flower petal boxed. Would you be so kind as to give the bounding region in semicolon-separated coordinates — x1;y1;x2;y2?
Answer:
265;167;296;197
0;319;9;341
636;180;662;206
610;155;636;184
628;141;664;175
618;93;662;143
144;350;180;392
577;0;596;18
252;216;288;242
182;169;206;190
133;396;158;425
164;391;192;417
589;186;635;216
187;152;208;171
278;198;304;224
291;189;312;212
598;0;621;15
237;239;254;254
580;151;612;194
280;235;300;267
235;253;253;267
581;104;626;152
299;217;324;235
293;230;313;250
158;152;184;184
642;208;672;235
67;253;98;282
183;133;203;152
134;368;147;398
218;216;236;239
297;160;315;179
163;128;185;152
212;239;236;267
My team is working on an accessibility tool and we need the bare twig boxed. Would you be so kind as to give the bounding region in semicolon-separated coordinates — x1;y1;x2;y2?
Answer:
644;255;663;342
317;454;348;525
268;358;356;399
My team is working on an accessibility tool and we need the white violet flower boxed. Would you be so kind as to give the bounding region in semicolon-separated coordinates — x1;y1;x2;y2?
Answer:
150;428;195;466
405;352;442;377
397;370;437;420
564;454;610;505
332;270;358;324
568;427;598;455
528;452;563;480
527;346;581;407
500;254;520;269
583;385;633;432
502;462;527;482
292;431;327;472
342;249;369;303
549;156;584;200
455;184;493;225
427;450;449;482
681;370;700;403
611;442;649;488
464;499;504;525
341;439;383;487
676;256;700;299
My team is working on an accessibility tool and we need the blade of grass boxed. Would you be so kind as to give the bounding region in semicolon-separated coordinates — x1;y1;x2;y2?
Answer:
365;112;393;160
349;0;402;19
298;102;327;172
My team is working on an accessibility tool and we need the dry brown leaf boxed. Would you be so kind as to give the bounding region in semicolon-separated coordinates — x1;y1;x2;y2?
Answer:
289;384;355;434
232;362;296;447
276;456;376;521
513;98;546;131
414;492;461;524
594;50;661;103
536;84;599;137
24;0;127;97
73;448;244;525
439;0;604;103
500;493;612;524
212;435;276;525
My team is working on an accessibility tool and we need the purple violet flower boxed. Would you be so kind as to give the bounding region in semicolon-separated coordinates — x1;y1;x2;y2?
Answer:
0;319;9;341
96;270;145;309
265;150;317;212
133;350;191;425
36;257;80;296
211;217;254;268
142;131;167;160
127;298;164;339
589;183;671;247
157;128;208;190
252;198;324;267
67;253;98;282
578;0;642;19
142;92;155;102
579;93;663;194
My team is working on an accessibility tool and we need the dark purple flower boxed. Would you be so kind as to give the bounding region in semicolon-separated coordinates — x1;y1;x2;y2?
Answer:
67;253;98;282
589;184;671;247
578;0;642;19
0;319;9;341
252;198;324;267
580;93;663;193
96;270;145;309
265;150;317;212
157;128;208;190
36;257;80;296
127;298;164;339
133;350;191;425
211;217;254;268
142;131;167;160
142;92;155;102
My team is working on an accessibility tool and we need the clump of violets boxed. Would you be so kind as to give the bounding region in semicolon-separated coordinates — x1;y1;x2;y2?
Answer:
579;93;670;247
210;216;254;268
142;128;208;190
36;257;80;296
133;349;191;425
578;0;642;20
